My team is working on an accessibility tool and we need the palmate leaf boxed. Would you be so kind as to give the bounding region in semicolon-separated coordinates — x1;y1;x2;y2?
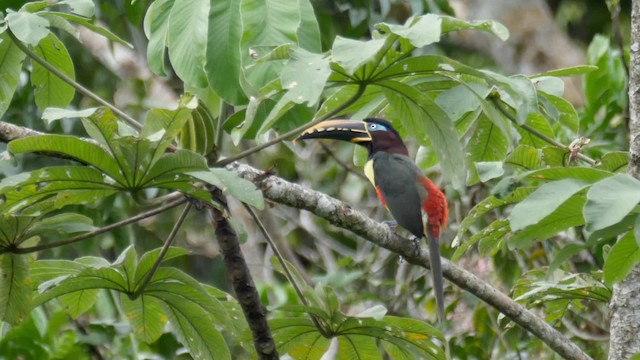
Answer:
121;294;167;343
379;80;465;190
0;166;120;215
0;254;32;325
155;290;231;360
58;288;99;320
8;136;124;183
34;267;128;306
135;247;190;285
0;215;38;247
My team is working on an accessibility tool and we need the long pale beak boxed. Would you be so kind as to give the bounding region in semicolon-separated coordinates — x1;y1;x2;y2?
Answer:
296;120;371;143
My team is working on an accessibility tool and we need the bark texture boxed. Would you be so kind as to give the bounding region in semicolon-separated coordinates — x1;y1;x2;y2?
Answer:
210;195;278;360
609;1;640;359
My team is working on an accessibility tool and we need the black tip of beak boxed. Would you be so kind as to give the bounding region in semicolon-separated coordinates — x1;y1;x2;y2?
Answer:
296;120;371;144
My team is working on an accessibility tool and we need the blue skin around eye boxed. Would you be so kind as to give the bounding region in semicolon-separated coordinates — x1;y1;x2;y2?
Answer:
369;123;388;132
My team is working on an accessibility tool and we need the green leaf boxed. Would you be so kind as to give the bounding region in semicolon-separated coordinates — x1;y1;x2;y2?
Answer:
505;145;542;170
0;215;37;247
135;247;190;285
8;135;124;184
270;318;330;359
455;219;510;260
332;36;387;75
142;149;208;186
121;294;167;343
539;92;579;132
510;179;589;231
280;48;331;106
531;76;564;97
522;167;613;182
509;194;586;249
206;0;245;104
440;16;509;40
0;254;32;325
548;244;586;275
41;107;98;126
58;0;95;17
466;114;509;162
157;292;231;360
40;11;131;47
143;0;172;76
604;231;640;286
25;213;95;238
0;32;26;118
167;0;209;87
6;11;50;46
34;267;128;306
58;288;99;319
296;0;321;52
188;168;264;209
31;33;75;110
114;245;138;291
596;151;629;173
518;113;554;148
435;83;484;121
530;65;599;78
584;174;640;234
379;80;465;190
475;161;504;183
377;14;442;48
337;335;382;360
179;101;217;156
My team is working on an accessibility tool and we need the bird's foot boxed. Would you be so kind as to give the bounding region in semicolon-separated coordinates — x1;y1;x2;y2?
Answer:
411;236;422;257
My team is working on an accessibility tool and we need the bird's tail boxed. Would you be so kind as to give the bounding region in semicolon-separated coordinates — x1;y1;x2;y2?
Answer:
427;232;445;321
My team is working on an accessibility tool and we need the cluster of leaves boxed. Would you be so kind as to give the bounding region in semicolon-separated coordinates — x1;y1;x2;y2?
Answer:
0;0;634;358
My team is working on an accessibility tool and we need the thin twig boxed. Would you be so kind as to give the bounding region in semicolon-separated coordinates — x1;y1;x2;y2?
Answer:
7;198;187;255
215;84;366;166
7;30;143;131
492;98;598;166
131;202;192;299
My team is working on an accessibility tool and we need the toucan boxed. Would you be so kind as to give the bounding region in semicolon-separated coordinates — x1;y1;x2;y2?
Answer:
297;118;448;320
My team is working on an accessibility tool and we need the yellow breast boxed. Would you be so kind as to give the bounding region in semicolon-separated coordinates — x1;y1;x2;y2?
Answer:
364;159;376;187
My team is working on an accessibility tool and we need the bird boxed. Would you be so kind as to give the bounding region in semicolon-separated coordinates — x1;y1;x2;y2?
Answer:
297;118;448;320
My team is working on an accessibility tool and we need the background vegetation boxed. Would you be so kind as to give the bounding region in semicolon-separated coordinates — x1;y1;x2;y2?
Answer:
0;0;634;359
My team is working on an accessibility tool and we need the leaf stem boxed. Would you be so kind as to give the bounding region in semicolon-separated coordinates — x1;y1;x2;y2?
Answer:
131;202;192;299
215;84;366;166
7;30;143;131
243;204;331;337
492;98;598;165
6;198;187;255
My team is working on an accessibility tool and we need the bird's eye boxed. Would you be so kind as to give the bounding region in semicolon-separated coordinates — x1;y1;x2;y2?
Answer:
369;124;377;130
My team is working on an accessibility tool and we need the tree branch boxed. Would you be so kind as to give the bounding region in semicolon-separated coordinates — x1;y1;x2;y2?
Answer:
210;191;278;359
228;162;593;360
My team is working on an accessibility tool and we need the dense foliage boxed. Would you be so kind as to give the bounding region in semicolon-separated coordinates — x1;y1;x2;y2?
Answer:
0;0;633;359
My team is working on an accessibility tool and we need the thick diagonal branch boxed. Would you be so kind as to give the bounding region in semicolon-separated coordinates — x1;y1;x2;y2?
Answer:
228;162;592;360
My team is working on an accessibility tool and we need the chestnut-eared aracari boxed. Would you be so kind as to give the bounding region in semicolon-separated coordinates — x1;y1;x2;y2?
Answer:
297;118;448;320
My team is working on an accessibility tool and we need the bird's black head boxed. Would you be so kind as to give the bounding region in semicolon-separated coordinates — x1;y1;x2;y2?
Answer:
297;118;409;157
